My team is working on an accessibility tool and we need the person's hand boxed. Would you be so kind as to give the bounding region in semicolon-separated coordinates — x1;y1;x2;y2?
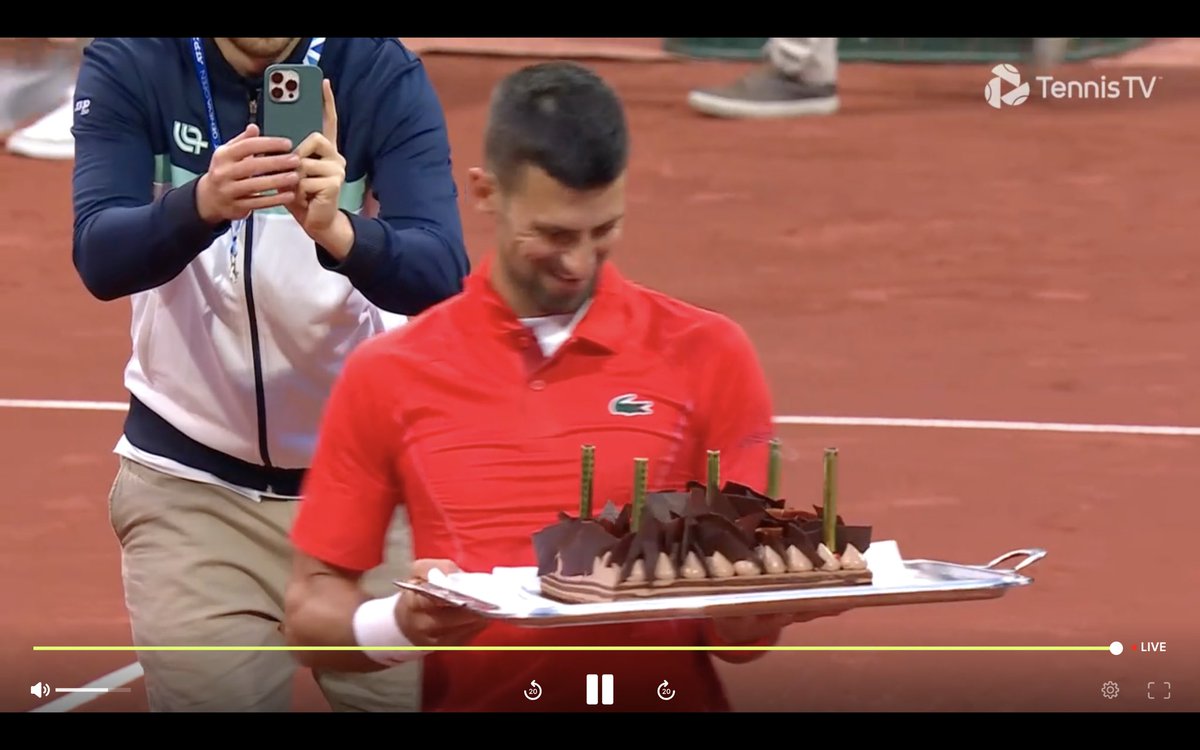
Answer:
286;79;350;249
194;124;299;223
712;608;850;643
393;559;490;647
708;613;794;647
789;608;850;624
708;608;849;663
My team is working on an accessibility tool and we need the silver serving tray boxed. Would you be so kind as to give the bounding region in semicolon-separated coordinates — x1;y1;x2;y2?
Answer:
393;544;1046;628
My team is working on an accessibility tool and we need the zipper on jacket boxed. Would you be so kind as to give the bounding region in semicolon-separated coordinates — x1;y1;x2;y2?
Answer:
242;88;274;473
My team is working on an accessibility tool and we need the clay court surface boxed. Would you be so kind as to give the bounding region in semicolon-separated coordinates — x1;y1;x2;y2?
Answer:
3;53;1198;712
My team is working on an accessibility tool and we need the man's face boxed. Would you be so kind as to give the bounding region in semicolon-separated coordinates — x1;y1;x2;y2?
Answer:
227;38;298;61
475;164;625;317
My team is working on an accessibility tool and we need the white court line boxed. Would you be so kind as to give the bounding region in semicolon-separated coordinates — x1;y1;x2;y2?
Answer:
2;397;1200;437
0;398;128;412
772;415;1200;437
30;662;143;713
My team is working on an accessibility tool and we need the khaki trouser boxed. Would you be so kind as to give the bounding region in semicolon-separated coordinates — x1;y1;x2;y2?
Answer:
107;457;419;712
765;38;838;86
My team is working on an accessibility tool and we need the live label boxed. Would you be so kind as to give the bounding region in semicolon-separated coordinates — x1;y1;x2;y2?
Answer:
1140;641;1167;653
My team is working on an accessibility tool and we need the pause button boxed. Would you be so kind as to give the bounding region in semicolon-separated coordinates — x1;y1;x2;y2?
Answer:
586;674;614;705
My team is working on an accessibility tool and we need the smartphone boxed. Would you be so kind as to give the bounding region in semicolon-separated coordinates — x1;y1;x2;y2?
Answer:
262;63;324;148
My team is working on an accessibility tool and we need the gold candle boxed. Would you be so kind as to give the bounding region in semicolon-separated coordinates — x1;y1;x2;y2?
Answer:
822;448;838;551
631;457;648;532
580;444;595;519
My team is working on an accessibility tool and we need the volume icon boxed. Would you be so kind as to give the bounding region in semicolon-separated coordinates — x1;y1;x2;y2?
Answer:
31;682;50;698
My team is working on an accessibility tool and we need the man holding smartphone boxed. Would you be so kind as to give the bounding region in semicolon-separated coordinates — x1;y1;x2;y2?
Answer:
70;37;469;711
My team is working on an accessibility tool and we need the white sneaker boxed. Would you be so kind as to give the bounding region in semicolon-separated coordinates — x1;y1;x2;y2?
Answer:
6;88;75;160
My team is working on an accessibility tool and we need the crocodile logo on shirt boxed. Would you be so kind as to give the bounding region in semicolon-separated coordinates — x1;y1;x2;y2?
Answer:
608;393;654;416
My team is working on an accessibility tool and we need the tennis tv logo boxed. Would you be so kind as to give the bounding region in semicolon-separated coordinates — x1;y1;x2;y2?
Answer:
985;64;1030;108
985;63;1162;108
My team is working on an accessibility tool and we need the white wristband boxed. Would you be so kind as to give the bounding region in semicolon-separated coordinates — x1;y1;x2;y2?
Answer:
352;593;430;665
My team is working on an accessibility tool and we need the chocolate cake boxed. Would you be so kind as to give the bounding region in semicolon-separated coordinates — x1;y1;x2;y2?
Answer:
531;446;873;603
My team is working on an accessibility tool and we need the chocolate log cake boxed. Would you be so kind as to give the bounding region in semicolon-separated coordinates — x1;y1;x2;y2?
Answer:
532;446;873;603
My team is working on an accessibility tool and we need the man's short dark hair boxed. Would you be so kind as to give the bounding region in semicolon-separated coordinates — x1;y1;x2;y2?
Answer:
484;61;629;192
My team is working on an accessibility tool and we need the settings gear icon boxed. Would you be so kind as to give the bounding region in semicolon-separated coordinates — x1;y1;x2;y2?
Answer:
1101;681;1120;699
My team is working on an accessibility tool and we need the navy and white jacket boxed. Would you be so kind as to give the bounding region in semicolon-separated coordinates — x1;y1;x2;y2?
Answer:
71;37;469;497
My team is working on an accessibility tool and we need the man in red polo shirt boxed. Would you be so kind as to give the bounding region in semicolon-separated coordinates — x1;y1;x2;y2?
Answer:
285;61;836;711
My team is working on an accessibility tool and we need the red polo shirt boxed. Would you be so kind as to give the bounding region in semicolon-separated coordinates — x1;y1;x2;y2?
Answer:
292;257;777;712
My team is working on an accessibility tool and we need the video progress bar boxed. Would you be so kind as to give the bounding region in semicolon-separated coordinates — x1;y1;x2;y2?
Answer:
34;645;1121;653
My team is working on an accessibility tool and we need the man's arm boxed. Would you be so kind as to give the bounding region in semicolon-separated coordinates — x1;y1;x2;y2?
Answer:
284;552;393;672
284;342;489;670
312;43;469;316
286;552;488;672
285;341;409;670
71;39;229;301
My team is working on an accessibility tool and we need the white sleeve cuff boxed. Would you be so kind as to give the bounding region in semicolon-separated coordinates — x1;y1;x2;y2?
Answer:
352;593;430;665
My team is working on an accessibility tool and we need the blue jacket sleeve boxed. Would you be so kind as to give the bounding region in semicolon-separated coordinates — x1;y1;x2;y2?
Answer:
314;43;469;315
71;39;228;301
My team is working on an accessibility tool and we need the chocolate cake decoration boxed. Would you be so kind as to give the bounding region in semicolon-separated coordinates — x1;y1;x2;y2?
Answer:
532;442;876;602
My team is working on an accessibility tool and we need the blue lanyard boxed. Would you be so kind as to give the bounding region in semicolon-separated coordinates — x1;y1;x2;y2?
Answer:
188;37;325;279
